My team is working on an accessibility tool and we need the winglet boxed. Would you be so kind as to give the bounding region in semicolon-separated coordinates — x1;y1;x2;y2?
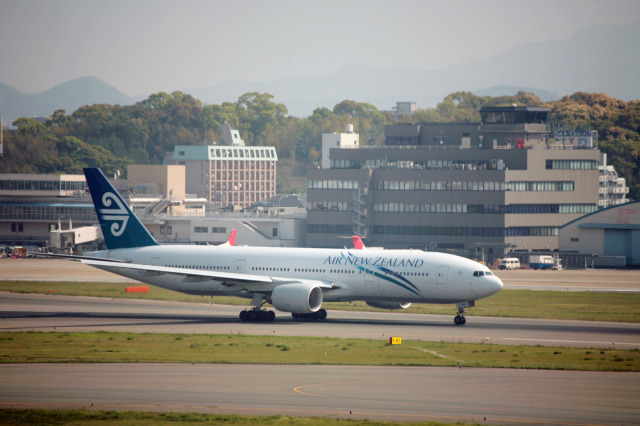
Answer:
84;168;158;250
351;235;365;250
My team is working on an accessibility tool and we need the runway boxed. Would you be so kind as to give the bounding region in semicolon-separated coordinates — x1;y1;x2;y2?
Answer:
1;363;638;424
2;260;640;424
2;292;640;349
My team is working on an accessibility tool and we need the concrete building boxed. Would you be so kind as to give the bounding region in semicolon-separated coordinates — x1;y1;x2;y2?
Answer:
0;173;95;248
0;165;303;250
306;106;622;262
598;153;630;208
166;125;278;209
559;201;640;266
123;165;303;247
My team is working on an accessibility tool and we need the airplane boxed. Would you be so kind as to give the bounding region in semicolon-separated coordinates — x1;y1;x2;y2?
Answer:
68;168;503;325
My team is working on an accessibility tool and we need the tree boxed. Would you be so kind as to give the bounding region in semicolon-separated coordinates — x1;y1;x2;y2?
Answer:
549;92;639;199
236;92;288;144
13;118;46;135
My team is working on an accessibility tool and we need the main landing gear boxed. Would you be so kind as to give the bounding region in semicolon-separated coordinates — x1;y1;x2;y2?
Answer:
239;309;275;322
292;309;328;321
239;294;276;322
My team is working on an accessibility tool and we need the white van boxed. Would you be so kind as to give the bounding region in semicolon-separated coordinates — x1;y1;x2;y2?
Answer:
499;257;520;270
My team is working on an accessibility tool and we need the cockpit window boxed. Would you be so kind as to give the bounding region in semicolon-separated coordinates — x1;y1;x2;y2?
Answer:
473;271;485;277
485;271;493;276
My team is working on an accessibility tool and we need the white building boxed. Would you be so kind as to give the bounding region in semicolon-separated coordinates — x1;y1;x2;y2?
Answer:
321;124;360;169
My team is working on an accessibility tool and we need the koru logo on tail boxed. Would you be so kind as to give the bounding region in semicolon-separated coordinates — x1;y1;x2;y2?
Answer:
100;192;129;237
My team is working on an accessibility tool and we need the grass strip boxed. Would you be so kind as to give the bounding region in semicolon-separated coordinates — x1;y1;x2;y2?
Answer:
2;281;640;323
1;331;638;371
0;409;450;426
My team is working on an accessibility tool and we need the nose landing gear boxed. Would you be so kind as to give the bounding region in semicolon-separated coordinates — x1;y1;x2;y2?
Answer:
454;301;474;325
454;314;466;325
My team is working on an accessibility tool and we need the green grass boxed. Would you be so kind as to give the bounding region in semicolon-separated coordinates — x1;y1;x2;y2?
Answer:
2;281;639;323
0;409;453;426
1;331;638;371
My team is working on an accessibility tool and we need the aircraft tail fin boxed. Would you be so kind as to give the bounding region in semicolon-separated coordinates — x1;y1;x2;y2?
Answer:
220;229;236;247
84;168;159;250
352;235;365;250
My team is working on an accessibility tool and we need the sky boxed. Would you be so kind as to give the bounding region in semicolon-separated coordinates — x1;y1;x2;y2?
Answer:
1;0;640;96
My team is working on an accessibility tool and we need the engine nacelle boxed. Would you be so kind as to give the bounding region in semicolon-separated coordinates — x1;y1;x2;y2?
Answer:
271;283;323;313
365;301;411;310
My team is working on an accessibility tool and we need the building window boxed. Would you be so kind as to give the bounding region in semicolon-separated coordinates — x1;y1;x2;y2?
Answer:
546;160;598;170
272;228;278;237
11;223;24;232
505;181;574;191
194;226;208;233
211;227;227;233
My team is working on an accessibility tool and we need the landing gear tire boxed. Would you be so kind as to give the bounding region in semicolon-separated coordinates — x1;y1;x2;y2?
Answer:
291;309;328;321
454;315;466;326
239;309;275;322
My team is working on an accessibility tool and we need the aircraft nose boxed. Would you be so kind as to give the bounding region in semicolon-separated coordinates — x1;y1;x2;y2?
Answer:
491;275;504;294
481;274;503;297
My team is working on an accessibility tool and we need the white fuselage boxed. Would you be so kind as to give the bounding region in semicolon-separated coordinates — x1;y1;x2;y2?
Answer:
88;245;503;305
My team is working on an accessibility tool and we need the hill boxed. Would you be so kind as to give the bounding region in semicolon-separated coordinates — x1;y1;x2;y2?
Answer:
189;21;640;116
0;76;134;124
1;22;638;120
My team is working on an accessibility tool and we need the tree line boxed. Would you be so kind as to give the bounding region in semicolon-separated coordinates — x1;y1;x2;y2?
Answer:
1;90;638;198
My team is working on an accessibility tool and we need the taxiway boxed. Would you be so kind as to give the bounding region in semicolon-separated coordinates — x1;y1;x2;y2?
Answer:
2;292;639;349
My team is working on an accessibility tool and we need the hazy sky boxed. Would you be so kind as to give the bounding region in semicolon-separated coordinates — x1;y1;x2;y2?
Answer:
1;0;639;96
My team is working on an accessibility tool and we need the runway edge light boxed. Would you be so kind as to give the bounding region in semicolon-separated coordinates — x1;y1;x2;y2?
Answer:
390;337;402;345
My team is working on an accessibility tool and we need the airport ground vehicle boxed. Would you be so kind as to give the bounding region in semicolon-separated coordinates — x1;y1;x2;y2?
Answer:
498;257;520;270
529;255;554;270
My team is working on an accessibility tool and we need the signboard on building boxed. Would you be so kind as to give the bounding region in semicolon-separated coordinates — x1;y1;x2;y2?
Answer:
553;129;596;149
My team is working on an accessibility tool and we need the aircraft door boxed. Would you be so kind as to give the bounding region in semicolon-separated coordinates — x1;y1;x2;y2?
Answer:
235;260;246;273
437;266;448;285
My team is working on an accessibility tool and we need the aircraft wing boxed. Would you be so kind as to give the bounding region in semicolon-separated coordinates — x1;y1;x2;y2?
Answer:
81;259;335;291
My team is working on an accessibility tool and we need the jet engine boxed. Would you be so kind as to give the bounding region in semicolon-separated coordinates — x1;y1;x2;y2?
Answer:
365;301;411;310
270;283;323;313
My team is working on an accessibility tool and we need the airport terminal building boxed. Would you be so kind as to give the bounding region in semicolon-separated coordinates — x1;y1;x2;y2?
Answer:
307;106;626;262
